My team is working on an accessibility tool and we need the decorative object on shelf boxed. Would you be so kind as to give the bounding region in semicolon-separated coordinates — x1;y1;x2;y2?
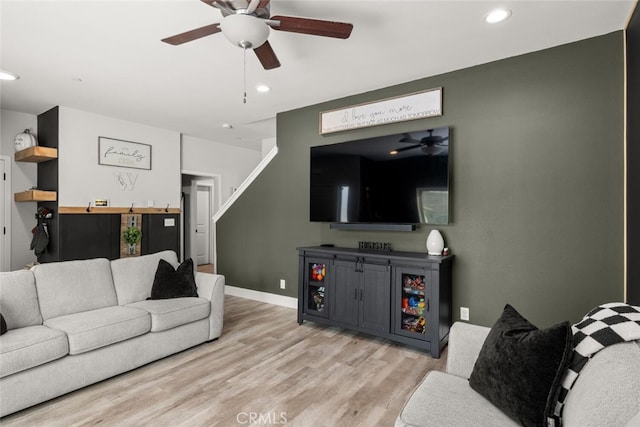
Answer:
98;136;151;170
320;87;442;134
121;213;143;257
358;241;392;251
122;226;142;255
14;129;37;152
426;229;445;255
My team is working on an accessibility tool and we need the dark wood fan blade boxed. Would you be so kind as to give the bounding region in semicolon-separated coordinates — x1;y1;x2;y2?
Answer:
270;15;353;39
254;41;281;69
161;23;221;45
257;0;270;8
392;144;421;153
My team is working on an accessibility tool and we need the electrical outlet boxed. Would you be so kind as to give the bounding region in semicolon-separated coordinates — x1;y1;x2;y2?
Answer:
460;307;470;321
280;279;286;290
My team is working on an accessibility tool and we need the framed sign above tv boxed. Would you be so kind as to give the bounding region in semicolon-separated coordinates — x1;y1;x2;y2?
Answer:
319;87;442;134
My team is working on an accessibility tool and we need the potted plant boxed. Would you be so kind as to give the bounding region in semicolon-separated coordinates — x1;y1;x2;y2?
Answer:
122;226;142;255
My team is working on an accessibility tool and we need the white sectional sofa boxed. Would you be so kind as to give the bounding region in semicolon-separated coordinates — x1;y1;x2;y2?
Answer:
396;322;640;427
0;250;224;417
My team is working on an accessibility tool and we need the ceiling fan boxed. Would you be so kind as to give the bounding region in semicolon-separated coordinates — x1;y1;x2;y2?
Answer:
391;130;449;156
161;0;354;70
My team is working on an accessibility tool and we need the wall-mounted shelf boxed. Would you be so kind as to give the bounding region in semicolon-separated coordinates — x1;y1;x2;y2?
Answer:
14;146;58;163
14;190;57;202
58;206;181;214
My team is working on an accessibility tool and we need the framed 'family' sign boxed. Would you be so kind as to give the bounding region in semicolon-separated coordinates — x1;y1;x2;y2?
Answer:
98;137;151;170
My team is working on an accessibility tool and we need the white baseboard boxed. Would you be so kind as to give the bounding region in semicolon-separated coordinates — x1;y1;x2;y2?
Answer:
225;285;298;309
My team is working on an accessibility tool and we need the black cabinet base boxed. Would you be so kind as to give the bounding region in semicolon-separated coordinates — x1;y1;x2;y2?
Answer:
297;246;453;359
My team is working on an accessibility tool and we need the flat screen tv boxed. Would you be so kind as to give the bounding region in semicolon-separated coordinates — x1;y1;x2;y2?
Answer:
310;127;450;227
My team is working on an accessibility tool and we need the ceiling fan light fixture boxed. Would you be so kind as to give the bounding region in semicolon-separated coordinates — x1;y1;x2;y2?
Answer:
220;13;269;49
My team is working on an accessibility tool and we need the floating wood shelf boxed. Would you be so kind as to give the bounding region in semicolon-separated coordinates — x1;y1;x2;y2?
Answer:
15;146;58;163
58;206;181;214
14;190;57;202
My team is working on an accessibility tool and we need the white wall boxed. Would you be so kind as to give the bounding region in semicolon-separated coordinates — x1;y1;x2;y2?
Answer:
262;137;276;158
0;109;38;270
2;106;264;270
181;135;261;205
58;107;181;208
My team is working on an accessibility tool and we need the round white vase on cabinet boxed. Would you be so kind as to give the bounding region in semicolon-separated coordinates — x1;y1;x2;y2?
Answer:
426;230;445;255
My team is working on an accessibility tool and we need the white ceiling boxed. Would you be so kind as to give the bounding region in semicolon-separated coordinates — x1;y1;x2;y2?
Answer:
0;0;635;151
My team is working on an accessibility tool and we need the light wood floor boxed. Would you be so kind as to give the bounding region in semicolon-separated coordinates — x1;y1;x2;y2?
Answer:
197;264;215;274
2;295;447;427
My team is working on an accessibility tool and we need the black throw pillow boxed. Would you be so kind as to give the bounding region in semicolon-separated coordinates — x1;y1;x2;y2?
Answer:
469;304;572;427
0;313;7;335
148;258;198;300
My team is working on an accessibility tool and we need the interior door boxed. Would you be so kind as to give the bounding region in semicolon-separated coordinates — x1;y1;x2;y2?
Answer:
196;186;210;265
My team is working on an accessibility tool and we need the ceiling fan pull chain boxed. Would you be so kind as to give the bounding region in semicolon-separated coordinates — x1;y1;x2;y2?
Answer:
243;45;247;104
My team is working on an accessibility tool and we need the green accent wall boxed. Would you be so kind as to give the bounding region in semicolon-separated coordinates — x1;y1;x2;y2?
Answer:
218;32;624;327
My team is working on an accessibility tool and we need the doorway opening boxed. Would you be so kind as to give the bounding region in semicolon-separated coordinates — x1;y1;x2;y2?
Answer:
181;172;221;273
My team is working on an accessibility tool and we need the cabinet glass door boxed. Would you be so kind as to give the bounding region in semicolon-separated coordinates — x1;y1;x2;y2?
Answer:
395;269;430;339
306;261;328;317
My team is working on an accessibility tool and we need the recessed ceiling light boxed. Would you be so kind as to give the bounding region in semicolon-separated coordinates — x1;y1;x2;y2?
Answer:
0;70;20;81
222;123;233;129
484;8;512;24
256;84;271;93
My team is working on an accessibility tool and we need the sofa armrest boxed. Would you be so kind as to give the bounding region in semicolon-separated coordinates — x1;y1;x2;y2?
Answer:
196;272;225;341
446;322;491;379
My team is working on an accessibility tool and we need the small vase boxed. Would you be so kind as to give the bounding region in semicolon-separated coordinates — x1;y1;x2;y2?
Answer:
426;230;445;255
127;243;136;255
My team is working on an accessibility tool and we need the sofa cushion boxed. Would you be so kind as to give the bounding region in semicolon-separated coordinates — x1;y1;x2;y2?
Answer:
148;258;198;300
0;270;43;329
111;250;179;305
32;258;117;320
0;325;69;378
44;306;150;355
127;297;210;332
396;370;519;427
469;304;572;427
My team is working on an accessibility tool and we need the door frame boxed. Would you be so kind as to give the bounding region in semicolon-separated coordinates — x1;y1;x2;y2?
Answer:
195;184;212;265
180;170;221;271
1;156;10;272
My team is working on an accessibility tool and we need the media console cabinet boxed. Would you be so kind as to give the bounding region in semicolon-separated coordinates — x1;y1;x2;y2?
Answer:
297;246;453;358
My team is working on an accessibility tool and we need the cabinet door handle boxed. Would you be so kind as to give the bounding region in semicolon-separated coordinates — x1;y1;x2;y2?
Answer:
359;289;363;301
